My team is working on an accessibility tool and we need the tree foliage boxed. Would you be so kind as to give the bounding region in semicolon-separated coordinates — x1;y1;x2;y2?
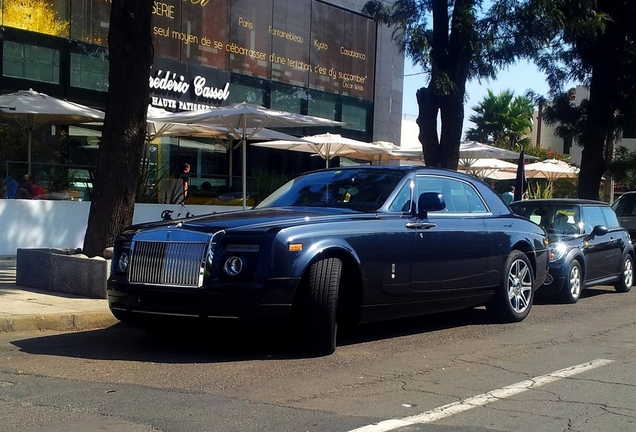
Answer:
524;0;636;199
362;0;552;169
465;89;534;149
609;146;636;191
82;0;153;257
1;0;69;37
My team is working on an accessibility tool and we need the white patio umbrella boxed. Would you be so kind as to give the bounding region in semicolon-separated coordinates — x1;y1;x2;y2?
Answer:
522;159;580;181
155;103;343;208
253;133;386;168
460;158;519;179
146;105;227;140
345;140;411;165
459;140;537;167
0;89;105;173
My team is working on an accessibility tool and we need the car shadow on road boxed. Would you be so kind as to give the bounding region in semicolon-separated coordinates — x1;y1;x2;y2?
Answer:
11;307;497;362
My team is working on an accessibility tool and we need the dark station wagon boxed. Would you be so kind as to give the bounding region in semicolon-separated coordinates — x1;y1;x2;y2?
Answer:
612;191;636;242
511;199;634;304
108;166;549;355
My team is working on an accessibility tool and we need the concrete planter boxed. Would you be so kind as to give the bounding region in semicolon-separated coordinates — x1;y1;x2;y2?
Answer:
17;248;110;299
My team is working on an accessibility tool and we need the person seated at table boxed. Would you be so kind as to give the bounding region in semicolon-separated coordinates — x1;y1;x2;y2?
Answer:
1;172;18;199
22;174;46;199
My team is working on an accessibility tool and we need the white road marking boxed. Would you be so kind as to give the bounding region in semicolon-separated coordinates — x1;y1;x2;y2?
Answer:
349;359;614;432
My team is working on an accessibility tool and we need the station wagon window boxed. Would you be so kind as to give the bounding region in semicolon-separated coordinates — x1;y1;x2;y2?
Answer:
414;176;487;214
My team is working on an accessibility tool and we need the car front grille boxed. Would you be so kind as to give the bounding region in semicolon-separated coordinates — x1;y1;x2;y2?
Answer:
129;240;208;287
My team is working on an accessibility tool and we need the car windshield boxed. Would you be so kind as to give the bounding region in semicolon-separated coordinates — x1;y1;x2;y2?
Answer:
256;168;406;211
512;203;581;235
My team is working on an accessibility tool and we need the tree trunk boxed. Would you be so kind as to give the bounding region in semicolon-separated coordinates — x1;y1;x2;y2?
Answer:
439;93;465;169
82;0;153;257
416;0;474;170
577;3;623;200
416;87;441;166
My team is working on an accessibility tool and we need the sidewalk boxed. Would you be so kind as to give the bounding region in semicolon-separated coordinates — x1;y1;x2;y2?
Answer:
0;257;119;332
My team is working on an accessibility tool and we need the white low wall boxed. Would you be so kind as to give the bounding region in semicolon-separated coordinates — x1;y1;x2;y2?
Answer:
0;200;238;257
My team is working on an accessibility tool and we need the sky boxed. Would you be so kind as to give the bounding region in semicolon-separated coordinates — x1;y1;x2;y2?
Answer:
400;60;551;148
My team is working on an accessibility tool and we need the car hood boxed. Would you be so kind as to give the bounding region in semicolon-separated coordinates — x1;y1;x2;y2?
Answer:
123;207;374;235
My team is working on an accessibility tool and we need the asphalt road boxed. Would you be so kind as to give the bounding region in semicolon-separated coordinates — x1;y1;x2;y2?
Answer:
0;285;635;432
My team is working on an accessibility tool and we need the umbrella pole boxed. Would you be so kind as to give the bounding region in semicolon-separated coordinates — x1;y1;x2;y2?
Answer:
27;131;32;175
241;117;247;210
228;138;233;188
242;137;247;210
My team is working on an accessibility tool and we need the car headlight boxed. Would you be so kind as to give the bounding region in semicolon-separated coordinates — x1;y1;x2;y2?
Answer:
112;241;132;274
223;256;244;276
118;252;129;272
549;242;568;262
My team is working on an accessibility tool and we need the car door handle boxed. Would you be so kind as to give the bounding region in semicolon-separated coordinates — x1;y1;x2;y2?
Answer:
405;221;437;229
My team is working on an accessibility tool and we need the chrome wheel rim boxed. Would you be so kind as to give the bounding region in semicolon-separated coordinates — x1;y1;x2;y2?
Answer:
507;259;532;314
569;264;582;299
623;258;633;287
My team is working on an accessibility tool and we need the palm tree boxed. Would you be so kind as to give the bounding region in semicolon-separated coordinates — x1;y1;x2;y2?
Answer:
466;89;534;150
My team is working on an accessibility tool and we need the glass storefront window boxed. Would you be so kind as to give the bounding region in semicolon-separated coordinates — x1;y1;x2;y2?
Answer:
342;100;368;132
2;0;70;37
229;77;266;106
70;0;110;46
308;90;337;120
270;83;305;114
3;41;60;84
70;51;109;91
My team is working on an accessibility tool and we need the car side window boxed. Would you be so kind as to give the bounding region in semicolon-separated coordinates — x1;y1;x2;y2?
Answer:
581;206;606;234
415;176;487;214
388;181;413;212
601;206;621;229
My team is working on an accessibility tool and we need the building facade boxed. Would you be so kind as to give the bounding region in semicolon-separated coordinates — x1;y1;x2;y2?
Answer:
0;0;404;201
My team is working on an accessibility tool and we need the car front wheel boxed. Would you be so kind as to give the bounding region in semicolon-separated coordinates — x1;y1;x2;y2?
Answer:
301;257;341;356
487;250;534;322
614;254;634;293
559;259;582;304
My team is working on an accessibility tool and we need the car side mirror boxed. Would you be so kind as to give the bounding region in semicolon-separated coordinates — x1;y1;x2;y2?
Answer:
417;192;445;219
590;225;608;237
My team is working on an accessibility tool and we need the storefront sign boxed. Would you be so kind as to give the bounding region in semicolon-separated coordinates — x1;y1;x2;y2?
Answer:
149;60;231;111
74;0;376;101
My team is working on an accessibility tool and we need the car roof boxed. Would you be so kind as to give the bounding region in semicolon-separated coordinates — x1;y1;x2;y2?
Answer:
510;198;609;207
615;191;636;200
305;164;485;180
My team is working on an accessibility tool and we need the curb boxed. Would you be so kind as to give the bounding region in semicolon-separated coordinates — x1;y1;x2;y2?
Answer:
0;312;119;333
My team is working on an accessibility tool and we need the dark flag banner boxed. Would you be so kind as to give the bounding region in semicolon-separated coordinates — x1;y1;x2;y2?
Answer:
514;149;527;201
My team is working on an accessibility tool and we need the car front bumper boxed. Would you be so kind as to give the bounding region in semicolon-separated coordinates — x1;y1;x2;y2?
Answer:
107;275;299;327
540;261;567;296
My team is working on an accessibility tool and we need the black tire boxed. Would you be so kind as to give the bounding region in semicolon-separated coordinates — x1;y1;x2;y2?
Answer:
302;257;341;356
614;254;634;293
558;259;582;304
487;250;534;322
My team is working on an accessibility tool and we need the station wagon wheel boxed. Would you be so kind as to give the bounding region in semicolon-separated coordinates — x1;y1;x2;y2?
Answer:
614;254;634;293
302;257;341;356
487;250;534;322
558;259;582;304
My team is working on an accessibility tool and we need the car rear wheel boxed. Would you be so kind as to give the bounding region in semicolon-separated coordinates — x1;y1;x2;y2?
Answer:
302;257;341;356
614;254;634;293
487;250;534;322
559;259;582;304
